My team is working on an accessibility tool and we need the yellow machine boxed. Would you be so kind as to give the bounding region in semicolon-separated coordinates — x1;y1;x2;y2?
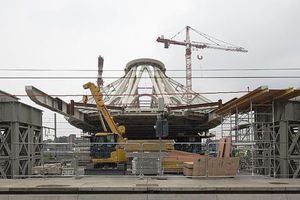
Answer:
83;82;127;171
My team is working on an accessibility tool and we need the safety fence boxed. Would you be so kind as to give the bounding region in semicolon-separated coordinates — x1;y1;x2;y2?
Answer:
1;141;299;179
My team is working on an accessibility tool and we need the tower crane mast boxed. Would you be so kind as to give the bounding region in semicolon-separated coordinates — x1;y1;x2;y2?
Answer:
157;26;248;101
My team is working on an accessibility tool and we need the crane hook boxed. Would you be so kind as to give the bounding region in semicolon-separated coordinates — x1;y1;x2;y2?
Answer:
197;55;203;60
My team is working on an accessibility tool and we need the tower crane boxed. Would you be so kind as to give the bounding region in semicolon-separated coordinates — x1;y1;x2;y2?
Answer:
157;26;248;101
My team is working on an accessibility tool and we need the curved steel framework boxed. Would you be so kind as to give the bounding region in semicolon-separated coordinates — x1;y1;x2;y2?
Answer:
86;58;211;109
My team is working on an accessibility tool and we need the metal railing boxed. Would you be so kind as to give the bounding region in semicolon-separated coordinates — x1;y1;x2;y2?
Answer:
1;141;299;179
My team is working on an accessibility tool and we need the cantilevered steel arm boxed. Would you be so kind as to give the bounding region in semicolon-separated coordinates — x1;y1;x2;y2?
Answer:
25;85;96;130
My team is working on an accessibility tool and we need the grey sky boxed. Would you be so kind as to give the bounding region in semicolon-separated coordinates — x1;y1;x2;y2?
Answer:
0;0;299;137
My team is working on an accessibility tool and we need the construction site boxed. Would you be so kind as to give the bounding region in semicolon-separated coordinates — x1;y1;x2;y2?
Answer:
1;23;300;200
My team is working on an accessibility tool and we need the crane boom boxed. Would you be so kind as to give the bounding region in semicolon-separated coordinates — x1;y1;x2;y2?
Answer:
83;82;125;138
156;37;248;52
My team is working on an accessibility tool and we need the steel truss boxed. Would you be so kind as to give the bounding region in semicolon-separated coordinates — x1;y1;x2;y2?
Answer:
0;101;42;179
271;101;300;178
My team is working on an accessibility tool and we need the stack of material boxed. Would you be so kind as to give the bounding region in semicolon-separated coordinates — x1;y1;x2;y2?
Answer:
217;136;232;157
125;140;174;175
162;151;207;173
182;137;238;177
32;163;62;175
191;158;207;176
184;158;207;176
128;152;165;175
183;162;194;176
207;157;239;176
61;168;74;176
183;157;240;177
125;140;175;152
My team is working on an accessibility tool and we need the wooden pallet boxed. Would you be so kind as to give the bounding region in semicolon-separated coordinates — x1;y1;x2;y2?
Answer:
125;140;175;152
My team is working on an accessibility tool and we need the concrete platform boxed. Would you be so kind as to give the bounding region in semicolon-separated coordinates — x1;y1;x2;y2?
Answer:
0;176;300;200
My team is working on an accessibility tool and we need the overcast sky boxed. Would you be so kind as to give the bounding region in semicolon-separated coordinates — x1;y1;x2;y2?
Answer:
0;0;299;137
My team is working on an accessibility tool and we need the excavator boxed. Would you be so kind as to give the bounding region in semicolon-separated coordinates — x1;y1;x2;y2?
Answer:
82;82;128;174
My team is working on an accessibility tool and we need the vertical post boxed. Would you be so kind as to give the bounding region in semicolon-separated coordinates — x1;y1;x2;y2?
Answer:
279;121;289;178
139;143;143;178
28;125;33;177
54;113;57;140
185;26;192;101
235;107;238;142
158;98;164;177
221;115;224;138
97;56;104;90
159;135;162;176
250;100;254;176
269;148;272;177
272;101;276;177
251;143;254;176
11;122;20;178
159;116;163;177
229;113;232;137
250;100;254;142
74;143;79;179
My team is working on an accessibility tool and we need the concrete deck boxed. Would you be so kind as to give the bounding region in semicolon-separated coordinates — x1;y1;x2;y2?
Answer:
1;176;300;199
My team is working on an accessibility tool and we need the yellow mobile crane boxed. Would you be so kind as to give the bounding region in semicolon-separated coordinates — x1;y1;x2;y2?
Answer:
83;82;127;174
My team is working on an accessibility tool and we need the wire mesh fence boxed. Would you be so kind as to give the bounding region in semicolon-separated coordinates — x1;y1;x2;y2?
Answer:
2;141;299;179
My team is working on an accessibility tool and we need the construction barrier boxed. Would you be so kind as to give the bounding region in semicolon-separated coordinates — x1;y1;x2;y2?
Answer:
4;140;288;179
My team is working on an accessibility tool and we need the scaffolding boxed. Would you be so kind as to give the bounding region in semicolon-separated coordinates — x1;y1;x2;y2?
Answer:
215;86;300;178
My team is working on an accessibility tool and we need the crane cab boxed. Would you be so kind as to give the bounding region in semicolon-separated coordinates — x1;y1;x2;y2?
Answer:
90;132;127;168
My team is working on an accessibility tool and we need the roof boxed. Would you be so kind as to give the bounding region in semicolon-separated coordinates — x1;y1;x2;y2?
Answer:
0;90;19;102
215;86;300;115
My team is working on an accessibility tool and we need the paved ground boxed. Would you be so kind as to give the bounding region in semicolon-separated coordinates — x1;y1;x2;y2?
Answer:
1;176;300;200
1;175;300;192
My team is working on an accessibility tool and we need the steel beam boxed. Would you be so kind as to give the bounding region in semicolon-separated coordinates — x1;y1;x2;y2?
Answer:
25;86;96;130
